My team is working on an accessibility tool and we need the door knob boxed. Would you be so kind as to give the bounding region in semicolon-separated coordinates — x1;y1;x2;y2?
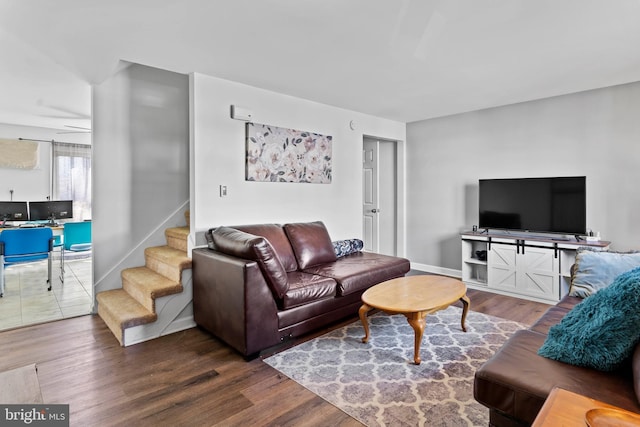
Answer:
371;209;380;213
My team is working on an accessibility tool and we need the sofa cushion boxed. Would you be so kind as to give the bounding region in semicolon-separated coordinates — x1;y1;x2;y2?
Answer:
303;251;410;296
538;266;640;371
475;329;640;425
211;227;289;299
529;306;571;335
555;294;583;311
333;239;364;258
529;296;581;335
233;224;298;272
284;221;337;269
570;248;640;297
282;271;337;309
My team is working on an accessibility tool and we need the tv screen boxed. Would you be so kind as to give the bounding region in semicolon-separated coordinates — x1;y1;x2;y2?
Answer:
0;201;29;223
479;177;586;235
29;200;74;222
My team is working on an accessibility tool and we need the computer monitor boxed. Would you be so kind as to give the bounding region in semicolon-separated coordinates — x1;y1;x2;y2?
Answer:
0;201;29;227
29;200;73;225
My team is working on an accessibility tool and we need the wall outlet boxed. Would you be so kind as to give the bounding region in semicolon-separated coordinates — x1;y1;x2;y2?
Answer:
219;185;227;197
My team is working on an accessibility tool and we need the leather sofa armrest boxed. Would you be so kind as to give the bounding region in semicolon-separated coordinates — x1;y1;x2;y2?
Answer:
192;248;280;357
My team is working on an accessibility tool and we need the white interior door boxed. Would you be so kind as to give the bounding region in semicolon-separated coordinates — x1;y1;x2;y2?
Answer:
363;139;379;252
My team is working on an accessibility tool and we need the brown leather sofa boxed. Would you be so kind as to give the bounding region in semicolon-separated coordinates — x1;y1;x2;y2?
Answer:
192;221;410;358
474;293;640;426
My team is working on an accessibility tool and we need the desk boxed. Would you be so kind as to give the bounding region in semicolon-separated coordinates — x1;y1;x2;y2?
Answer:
0;225;62;234
0;225;64;244
533;388;640;426
0;226;63;249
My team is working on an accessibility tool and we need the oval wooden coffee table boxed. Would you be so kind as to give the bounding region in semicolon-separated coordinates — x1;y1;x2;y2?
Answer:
359;275;470;365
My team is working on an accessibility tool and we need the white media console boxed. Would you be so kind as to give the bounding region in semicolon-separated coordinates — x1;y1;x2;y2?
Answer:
460;232;610;304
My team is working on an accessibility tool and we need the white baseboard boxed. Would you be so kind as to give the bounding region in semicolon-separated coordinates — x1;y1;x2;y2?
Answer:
410;262;461;279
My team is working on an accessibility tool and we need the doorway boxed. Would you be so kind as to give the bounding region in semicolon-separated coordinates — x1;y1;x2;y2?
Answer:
362;136;403;257
0;139;92;332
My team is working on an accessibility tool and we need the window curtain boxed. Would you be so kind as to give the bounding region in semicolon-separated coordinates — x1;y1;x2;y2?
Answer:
52;142;92;221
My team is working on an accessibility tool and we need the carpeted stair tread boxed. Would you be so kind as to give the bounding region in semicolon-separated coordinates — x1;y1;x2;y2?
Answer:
165;226;189;252
97;290;157;326
165;226;189;239
97;289;157;345
144;245;192;282
145;245;191;268
122;266;183;312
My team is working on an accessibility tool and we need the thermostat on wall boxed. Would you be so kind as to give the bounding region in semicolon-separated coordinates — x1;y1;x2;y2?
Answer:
230;105;253;121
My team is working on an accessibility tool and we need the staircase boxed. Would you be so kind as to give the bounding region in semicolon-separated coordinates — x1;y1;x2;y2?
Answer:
97;214;194;346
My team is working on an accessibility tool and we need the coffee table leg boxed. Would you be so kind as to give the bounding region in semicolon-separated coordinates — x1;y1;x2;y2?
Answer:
359;304;372;343
406;312;426;365
459;294;470;332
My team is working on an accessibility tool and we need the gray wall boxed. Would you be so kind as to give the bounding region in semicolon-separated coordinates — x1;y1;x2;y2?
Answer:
407;81;640;271
93;63;189;289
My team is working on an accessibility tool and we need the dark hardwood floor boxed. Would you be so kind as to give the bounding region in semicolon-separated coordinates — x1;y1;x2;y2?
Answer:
0;285;551;426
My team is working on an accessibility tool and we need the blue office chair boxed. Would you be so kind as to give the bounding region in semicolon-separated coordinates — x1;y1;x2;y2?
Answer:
0;228;54;297
60;221;91;283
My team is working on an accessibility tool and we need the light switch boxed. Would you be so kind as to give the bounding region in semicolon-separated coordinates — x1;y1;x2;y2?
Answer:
220;185;228;197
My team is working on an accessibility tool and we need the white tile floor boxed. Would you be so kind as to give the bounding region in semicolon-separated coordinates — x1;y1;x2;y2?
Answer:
0;255;92;331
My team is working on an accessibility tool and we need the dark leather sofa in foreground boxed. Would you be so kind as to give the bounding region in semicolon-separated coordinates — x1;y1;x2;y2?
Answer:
474;294;640;427
192;221;410;358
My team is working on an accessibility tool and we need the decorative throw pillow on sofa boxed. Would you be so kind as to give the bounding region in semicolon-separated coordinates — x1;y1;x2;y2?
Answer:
332;239;364;257
570;248;640;298
283;221;337;269
211;227;289;299
538;266;640;371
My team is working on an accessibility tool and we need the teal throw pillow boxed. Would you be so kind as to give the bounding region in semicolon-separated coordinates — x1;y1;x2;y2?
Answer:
538;266;640;371
570;248;640;298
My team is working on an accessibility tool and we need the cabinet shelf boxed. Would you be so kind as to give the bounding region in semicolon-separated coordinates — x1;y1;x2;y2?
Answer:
467;277;488;286
464;257;487;266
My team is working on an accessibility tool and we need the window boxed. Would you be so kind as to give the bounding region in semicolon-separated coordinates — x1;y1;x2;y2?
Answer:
52;142;92;221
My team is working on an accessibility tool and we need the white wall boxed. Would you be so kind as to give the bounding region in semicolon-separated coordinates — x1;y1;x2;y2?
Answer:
190;73;406;244
407;81;640;272
378;140;397;256
0;123;89;202
93;63;189;290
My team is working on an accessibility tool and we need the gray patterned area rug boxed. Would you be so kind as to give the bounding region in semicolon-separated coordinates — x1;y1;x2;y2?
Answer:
263;306;524;427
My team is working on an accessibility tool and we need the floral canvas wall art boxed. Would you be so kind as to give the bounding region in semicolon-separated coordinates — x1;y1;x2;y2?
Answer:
246;123;332;184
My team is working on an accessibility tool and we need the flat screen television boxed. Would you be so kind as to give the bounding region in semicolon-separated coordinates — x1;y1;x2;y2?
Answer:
29;200;73;223
479;177;586;235
0;201;29;226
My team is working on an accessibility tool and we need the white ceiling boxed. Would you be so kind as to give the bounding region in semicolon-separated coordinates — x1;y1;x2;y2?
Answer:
2;0;640;132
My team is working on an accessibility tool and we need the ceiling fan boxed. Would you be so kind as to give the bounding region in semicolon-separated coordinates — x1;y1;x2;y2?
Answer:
56;125;91;134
